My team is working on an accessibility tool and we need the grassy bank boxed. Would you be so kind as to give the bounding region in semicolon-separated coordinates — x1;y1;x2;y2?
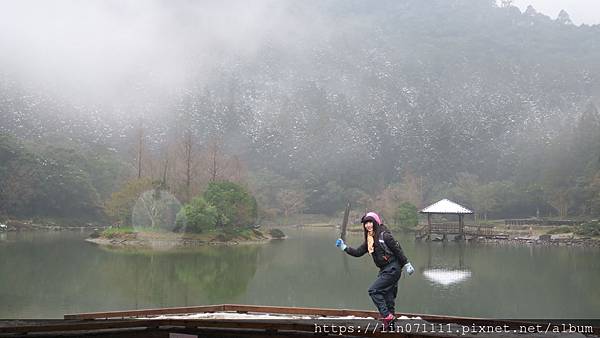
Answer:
89;226;285;250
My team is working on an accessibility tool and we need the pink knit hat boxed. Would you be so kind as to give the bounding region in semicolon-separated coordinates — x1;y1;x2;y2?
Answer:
362;212;382;226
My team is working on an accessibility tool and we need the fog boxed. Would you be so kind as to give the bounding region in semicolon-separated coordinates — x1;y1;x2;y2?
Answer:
1;0;599;219
0;0;325;104
511;0;600;25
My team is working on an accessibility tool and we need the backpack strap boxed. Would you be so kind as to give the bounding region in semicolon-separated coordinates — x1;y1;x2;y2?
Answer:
378;231;395;262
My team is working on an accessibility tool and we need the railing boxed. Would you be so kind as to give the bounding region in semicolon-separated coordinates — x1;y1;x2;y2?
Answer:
464;225;495;237
505;219;581;226
429;222;461;233
416;223;497;237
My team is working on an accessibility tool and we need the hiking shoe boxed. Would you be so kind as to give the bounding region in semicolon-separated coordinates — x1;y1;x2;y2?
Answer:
381;313;396;329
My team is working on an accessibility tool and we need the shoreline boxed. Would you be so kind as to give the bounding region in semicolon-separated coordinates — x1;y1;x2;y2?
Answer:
84;228;283;250
84;236;277;250
467;236;600;248
2;219;598;248
0;219;107;232
418;232;600;248
0;219;286;249
268;223;600;248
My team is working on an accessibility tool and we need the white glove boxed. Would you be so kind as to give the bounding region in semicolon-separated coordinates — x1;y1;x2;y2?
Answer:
403;262;415;275
335;238;347;251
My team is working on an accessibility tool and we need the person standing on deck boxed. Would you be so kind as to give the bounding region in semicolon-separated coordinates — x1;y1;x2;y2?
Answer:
335;212;415;327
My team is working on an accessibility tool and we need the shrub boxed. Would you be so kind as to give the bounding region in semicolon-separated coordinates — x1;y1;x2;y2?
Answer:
175;196;218;233
575;221;600;237
101;226;135;238
546;226;573;235
394;202;419;227
204;181;258;228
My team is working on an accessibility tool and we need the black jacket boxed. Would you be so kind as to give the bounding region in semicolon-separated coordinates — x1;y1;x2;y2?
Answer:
344;224;409;269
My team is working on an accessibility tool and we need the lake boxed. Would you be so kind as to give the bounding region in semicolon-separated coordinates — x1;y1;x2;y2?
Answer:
0;228;598;318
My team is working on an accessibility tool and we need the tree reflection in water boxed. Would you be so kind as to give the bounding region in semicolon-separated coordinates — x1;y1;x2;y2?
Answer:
99;245;261;309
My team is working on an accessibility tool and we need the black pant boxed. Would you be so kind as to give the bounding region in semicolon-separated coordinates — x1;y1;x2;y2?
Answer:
368;261;401;317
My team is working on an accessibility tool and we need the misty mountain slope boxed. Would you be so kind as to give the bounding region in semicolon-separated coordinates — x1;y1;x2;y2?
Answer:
1;0;599;216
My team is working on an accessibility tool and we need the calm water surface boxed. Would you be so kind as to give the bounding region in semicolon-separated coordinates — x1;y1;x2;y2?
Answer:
0;228;599;318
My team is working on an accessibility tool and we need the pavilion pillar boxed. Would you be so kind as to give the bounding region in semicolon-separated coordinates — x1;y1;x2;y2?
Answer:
427;214;432;240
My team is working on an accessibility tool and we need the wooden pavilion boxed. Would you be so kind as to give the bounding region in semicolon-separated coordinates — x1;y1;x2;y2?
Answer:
419;199;474;240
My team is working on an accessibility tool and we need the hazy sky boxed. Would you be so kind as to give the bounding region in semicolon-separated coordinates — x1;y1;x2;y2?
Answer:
510;0;600;25
1;0;597;106
0;0;302;102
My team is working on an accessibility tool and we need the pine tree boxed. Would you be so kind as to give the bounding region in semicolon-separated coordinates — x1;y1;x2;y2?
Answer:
556;10;573;25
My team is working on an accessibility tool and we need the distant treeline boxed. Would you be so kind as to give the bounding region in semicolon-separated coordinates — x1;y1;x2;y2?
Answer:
1;0;600;222
0;135;124;220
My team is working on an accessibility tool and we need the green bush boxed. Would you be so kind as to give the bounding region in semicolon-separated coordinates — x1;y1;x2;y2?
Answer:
546;226;573;235
394;202;419;227
575;221;600;237
204;181;258;228
175;196;218;233
101;226;135;238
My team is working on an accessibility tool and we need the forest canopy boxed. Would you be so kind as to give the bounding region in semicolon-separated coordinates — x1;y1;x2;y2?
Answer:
1;0;599;222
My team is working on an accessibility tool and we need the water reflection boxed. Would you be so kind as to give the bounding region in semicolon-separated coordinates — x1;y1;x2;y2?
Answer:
0;232;261;317
1;229;600;318
89;245;262;309
421;242;472;287
422;268;472;286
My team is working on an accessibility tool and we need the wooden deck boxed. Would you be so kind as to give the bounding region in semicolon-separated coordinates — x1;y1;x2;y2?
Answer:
416;224;495;240
1;304;596;337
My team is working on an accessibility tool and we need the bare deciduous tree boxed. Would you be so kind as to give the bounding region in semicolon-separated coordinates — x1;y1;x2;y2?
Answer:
277;189;306;225
135;120;144;179
206;139;223;182
400;172;424;208
174;127;198;202
547;189;571;218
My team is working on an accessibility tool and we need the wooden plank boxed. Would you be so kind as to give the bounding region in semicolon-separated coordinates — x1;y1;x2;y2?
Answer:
57;304;600;336
222;304;380;318
0;318;370;336
4;316;597;337
0;319;304;336
64;304;225;320
0;319;162;334
220;304;534;330
340;201;351;241
165;327;323;338
64;303;522;327
163;318;315;332
65;303;374;320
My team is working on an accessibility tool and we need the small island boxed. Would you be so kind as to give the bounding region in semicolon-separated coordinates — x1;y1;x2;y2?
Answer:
88;180;285;250
86;226;286;250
